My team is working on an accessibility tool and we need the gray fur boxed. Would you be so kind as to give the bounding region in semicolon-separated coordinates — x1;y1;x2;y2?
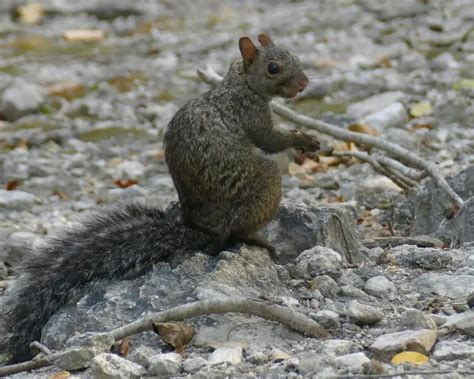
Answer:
1;33;319;365
1;204;219;363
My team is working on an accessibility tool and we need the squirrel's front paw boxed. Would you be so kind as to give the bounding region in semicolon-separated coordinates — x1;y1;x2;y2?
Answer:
292;130;320;153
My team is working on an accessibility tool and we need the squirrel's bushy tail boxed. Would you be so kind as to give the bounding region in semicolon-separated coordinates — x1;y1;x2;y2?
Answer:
2;204;219;364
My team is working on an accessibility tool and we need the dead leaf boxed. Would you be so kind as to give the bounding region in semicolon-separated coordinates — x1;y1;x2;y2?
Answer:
348;123;380;137
409;102;432;117
47;81;85;100
6;180;20;191
48;371;71;379
391;351;429;366
153;322;195;353
156;149;165;161
63;29;105;42
110;337;129;357
16;3;45;24
113;179;138;189
53;191;70;201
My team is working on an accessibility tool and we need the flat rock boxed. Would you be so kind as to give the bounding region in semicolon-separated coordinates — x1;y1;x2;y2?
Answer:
363;102;408;131
208;347;243;366
415;273;474;299
264;201;363;264
0;189;38;209
347;91;406;118
389;245;452;270
370;329;437;359
347;300;384;326
433;340;474;360
441;310;474;336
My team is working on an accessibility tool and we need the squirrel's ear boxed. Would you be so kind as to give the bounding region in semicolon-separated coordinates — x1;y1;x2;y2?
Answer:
258;33;274;47
239;36;257;69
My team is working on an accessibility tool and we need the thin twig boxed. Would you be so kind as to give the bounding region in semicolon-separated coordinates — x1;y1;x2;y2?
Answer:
331;151;412;191
197;67;464;208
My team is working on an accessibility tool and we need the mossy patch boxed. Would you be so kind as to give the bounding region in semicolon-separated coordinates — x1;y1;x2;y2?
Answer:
77;127;149;142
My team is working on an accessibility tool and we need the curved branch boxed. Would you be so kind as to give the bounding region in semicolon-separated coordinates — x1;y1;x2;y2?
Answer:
110;297;328;340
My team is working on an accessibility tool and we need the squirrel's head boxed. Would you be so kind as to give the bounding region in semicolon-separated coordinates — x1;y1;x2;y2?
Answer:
239;33;308;99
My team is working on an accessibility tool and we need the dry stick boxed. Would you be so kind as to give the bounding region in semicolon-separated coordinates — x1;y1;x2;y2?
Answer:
110;297;328;340
372;154;428;181
0;298;328;377
197;67;464;208
331;151;412;191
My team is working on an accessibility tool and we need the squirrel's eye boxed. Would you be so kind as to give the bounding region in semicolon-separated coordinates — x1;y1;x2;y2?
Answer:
267;62;279;75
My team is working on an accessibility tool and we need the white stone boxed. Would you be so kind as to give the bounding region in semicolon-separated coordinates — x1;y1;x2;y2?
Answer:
114;160;146;180
363;102;408;131
321;339;353;356
365;276;396;299
0;189;37;209
208;347;243;365
89;353;146;379
335;352;370;372
347;91;406;118
433;340;474;360
347;300;384;325
183;356;208;373
1;78;44;121
148;352;182;376
296;246;342;277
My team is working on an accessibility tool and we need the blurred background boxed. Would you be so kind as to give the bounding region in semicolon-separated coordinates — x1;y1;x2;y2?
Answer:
0;0;473;247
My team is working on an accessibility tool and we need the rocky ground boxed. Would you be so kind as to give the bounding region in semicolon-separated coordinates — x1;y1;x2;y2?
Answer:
0;0;474;378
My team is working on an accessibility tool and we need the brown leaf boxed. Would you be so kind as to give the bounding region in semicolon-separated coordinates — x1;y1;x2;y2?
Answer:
48;371;71;379
153;322;195;353
348;123;380;137
63;29;105;42
6;180;20;191
110;337;129;357
113;179;138;189
47;81;85;100
16;3;45;25
53;191;70;201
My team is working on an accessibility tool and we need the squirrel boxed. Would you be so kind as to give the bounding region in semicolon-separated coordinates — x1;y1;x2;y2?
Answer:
1;33;319;364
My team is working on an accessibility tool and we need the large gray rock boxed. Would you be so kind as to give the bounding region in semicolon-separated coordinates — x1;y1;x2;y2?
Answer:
370;329;437;360
436;197;474;246
1;78;45;121
411;166;474;244
415;273;474;299
264;201;363;264
389;245;452;270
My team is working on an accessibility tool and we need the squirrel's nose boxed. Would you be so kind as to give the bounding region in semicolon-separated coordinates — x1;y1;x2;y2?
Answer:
297;74;309;92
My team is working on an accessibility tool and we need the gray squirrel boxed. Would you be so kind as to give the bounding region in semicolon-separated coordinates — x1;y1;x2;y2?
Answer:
1;33;319;364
